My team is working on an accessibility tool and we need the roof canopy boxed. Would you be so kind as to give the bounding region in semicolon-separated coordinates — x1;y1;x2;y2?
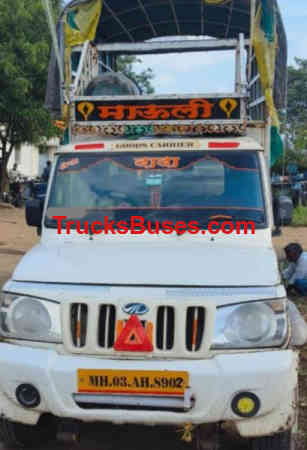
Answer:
63;0;285;45
45;1;287;114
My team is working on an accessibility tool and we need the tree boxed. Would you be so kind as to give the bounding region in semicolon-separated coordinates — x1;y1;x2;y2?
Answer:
287;58;307;149
272;58;307;172
117;56;155;94
0;0;62;195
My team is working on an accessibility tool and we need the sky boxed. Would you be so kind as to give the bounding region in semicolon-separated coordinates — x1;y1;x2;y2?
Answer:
134;1;307;94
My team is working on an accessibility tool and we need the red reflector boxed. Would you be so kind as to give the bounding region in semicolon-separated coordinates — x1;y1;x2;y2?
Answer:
74;143;104;150
208;142;240;149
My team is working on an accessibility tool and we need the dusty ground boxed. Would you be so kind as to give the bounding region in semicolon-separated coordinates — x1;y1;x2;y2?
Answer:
0;206;306;449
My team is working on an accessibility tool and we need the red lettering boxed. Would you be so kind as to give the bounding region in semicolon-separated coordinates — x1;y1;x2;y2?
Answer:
91;221;103;234
236;221;255;235
161;220;173;234
187;221;200;234
117;220;129;234
131;216;145;234
221;221;234;235
104;216;116;234
52;216;67;235
208;221;220;234
175;221;186;235
66;220;75;234
76;221;89;234
147;220;160;234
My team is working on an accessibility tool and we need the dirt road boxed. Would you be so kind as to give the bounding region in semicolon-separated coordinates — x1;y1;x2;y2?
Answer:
0;207;306;450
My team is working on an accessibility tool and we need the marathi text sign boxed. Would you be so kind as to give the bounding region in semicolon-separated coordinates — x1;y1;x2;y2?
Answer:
75;97;241;122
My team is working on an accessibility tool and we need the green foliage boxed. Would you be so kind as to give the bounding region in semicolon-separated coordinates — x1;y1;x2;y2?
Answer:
273;58;307;173
287;58;307;145
117;56;155;94
292;206;307;227
0;0;62;192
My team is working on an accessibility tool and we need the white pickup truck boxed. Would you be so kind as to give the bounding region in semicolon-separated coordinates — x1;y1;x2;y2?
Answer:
0;134;299;450
0;1;301;448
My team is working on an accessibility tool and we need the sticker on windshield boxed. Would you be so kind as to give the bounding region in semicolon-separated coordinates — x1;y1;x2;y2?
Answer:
59;158;80;171
133;156;180;169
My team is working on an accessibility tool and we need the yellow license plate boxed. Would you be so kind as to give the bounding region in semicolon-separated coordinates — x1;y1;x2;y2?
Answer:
78;370;189;396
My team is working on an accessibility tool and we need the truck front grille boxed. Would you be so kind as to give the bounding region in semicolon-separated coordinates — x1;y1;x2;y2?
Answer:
66;302;210;357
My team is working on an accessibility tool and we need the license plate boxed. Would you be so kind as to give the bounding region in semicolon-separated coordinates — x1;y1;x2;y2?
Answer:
77;369;189;396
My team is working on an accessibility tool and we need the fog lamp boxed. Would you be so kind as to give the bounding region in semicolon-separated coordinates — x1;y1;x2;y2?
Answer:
231;392;260;418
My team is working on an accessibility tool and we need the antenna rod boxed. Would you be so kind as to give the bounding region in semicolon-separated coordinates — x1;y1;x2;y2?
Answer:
41;0;64;84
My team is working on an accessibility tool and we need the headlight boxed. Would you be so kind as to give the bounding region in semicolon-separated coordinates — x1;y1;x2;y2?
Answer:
0;293;62;343
212;299;288;349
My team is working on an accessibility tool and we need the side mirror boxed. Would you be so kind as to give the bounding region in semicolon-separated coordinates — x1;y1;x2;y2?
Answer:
25;199;43;227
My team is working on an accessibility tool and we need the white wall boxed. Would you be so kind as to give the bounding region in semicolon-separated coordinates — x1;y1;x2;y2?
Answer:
7;139;59;178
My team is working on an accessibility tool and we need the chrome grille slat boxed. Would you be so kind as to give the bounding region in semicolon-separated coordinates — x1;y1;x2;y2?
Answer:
186;306;205;352
156;306;175;351
105;306;110;348
98;305;116;349
71;303;88;348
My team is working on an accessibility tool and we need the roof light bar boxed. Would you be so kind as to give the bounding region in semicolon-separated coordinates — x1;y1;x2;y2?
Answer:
208;142;240;149
74;143;105;150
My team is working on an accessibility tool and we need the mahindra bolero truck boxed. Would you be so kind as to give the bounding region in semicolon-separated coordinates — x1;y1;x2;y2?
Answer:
0;0;300;449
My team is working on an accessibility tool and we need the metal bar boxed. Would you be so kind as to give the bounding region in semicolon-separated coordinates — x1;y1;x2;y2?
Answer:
99;60;115;72
248;73;260;87
239;33;247;94
163;308;168;350
41;0;64;84
225;0;234;38
73;394;189;409
200;0;205;35
77;304;82;348
248;0;257;84
72;41;90;94
103;1;135;42
105;306;110;348
249;96;266;108
235;38;241;93
169;0;180;34
74;92;246;101
94;39;250;55
137;0;157;37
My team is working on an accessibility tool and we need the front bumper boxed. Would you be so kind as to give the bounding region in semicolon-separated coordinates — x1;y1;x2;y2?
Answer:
0;343;298;438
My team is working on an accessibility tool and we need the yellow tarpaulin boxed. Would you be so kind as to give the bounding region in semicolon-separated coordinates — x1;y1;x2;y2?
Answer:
65;0;103;48
253;4;279;129
63;0;103;124
252;0;283;165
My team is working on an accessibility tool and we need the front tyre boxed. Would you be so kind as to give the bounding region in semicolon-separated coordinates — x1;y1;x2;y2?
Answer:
0;415;57;449
249;429;295;450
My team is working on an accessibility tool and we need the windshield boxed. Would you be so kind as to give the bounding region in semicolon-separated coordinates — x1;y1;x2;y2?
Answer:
45;150;266;229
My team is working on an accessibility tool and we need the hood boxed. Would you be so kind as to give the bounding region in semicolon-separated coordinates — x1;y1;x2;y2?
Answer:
12;237;279;286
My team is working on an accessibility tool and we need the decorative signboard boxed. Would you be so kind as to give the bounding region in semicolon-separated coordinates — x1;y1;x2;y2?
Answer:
71;123;246;140
75;97;242;122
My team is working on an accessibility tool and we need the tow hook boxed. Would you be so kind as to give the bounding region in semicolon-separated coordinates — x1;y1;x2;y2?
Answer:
57;419;81;444
177;423;196;442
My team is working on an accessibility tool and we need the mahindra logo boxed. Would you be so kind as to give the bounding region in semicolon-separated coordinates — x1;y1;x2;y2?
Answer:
122;303;149;315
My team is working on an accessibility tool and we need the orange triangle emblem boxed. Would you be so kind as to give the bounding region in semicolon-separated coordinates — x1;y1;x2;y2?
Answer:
114;315;153;352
